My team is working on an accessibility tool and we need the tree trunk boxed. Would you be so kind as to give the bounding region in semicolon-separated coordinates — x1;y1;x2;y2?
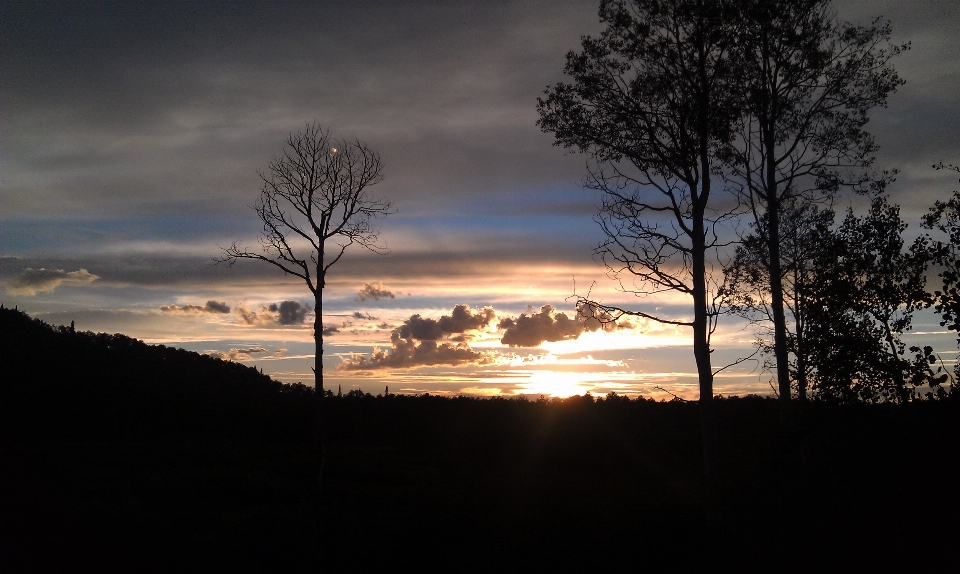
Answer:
693;56;719;496
760;80;801;520
691;189;719;494
764;154;793;425
314;282;326;565
795;270;807;403
756;28;794;426
881;317;907;402
795;329;807;403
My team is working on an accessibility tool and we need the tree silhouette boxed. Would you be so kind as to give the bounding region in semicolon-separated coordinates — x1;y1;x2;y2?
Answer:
217;122;392;550
922;162;960;382
824;191;930;402
727;190;934;403
537;0;742;487
724;197;840;401
723;0;907;421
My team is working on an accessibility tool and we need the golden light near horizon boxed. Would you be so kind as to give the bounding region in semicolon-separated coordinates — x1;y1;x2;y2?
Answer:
517;370;597;397
538;328;690;355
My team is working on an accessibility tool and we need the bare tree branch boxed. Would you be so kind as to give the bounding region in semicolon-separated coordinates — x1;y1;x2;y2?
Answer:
215;122;393;557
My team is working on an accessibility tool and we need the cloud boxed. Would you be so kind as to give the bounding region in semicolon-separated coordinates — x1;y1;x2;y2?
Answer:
352;311;379;320
498;304;616;348
160;300;231;314
338;304;497;370
238;301;312;327
205;300;231;313
237;304;267;326
5;268;99;296
577;301;621;330
398;304;496;341
322;325;339;336
206;346;269;361
234;346;268;355
339;331;494;371
269;300;310;325
357;282;396;301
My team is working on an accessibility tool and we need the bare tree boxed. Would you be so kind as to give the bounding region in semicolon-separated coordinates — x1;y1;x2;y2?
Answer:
217;121;392;548
537;0;741;488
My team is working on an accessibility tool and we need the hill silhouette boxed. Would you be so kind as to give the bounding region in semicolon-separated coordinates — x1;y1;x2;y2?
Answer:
0;306;316;570
0;305;314;441
2;306;958;571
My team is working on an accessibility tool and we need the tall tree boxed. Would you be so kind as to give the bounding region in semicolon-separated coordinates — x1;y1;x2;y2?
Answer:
218;122;392;553
724;197;839;402
724;0;907;420
537;0;740;485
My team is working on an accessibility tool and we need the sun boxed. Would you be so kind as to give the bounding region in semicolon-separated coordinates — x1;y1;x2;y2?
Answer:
518;370;596;398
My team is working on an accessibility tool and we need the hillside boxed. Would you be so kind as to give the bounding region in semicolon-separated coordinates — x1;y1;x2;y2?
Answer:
1;305;292;394
0;307;318;570
2;306;958;571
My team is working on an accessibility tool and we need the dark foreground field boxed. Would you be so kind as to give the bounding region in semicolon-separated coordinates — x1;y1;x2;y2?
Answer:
2;307;958;571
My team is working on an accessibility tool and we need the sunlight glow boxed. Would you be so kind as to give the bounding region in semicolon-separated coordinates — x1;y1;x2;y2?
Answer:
539;328;689;354
499;352;626;368
517;370;597;397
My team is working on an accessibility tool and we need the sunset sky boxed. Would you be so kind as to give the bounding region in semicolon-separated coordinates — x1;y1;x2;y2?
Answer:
3;0;959;399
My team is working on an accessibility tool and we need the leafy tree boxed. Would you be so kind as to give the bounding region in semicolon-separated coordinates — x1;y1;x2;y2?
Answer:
537;0;742;484
921;162;960;382
723;0;907;419
831;191;930;401
807;191;932;402
729;189;934;403
218;122;392;548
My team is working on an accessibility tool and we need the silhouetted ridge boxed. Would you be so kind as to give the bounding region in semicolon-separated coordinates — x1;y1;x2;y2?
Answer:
0;306;314;442
2;305;275;386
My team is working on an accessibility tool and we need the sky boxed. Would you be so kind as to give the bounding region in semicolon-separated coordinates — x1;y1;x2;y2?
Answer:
2;0;959;399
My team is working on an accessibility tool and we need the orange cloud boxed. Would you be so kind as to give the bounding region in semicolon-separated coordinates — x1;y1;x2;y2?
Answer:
206;346;269;361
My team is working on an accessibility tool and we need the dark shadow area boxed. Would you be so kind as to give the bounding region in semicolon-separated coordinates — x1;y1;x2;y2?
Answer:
2;307;957;571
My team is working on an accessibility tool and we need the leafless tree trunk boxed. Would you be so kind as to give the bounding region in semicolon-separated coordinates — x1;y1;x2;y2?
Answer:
217;122;392;563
